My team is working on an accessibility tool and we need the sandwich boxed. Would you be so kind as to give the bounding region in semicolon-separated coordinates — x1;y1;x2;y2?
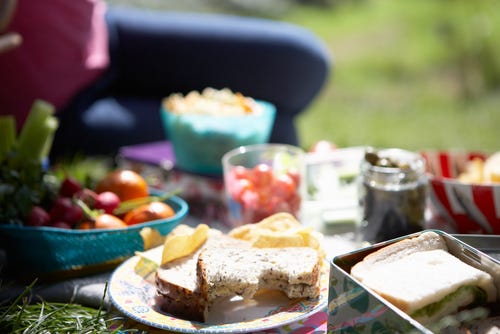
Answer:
155;227;322;322
197;246;321;303
155;229;251;322
350;231;498;326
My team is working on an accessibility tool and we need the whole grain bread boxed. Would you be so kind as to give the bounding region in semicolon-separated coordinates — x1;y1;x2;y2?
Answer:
155;230;251;322
155;229;322;323
197;246;321;309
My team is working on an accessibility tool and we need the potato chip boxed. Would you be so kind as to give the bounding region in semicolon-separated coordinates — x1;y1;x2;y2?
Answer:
484;152;500;183
135;246;162;280
252;230;305;248
256;212;302;231
458;158;484;183
161;223;209;265
228;212;301;240
140;227;165;250
229;213;325;258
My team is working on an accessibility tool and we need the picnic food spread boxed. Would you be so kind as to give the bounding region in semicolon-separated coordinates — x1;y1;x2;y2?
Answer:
153;213;324;323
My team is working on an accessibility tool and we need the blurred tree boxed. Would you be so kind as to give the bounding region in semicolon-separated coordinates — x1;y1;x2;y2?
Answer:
438;0;500;99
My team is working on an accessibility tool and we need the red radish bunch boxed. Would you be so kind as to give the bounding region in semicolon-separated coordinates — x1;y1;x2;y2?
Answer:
25;176;121;229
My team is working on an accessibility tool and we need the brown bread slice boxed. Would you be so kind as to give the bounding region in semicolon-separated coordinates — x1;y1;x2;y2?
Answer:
197;246;321;311
155;230;251;322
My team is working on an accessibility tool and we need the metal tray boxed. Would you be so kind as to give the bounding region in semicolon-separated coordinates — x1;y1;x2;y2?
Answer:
327;230;500;333
454;234;500;262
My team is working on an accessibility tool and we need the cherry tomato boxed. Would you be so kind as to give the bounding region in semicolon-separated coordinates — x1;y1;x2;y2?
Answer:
226;162;302;224
252;163;274;189
231;165;249;179
272;173;297;199
230;178;254;201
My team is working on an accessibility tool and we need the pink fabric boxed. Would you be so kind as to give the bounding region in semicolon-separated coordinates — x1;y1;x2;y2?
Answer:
0;0;109;128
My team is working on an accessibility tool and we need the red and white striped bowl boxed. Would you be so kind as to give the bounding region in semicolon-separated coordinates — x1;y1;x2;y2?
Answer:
422;150;500;234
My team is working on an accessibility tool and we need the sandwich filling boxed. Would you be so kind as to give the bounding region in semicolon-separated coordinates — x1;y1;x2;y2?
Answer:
410;285;489;324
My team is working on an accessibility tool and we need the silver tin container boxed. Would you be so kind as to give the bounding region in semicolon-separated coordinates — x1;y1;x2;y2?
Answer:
327;230;500;333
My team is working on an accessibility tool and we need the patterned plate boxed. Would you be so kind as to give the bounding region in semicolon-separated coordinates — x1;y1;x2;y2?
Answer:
108;255;328;333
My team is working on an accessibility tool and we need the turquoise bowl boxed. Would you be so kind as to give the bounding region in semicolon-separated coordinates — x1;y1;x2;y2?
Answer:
160;100;276;176
0;195;188;279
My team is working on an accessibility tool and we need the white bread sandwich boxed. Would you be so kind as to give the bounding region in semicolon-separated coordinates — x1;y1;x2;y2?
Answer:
351;231;498;326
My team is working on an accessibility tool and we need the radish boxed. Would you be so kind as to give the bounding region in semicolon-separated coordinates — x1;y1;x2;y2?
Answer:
74;188;99;208
26;206;51;227
95;191;121;214
49;197;83;226
59;176;82;197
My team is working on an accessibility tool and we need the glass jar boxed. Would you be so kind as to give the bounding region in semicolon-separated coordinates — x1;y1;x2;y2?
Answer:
358;148;428;243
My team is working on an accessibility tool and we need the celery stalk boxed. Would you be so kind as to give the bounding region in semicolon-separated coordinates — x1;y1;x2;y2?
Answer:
16;100;58;162
0;115;16;160
39;117;59;160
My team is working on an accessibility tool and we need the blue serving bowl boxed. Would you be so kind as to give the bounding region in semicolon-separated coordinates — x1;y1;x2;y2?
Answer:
160;100;276;176
0;195;188;279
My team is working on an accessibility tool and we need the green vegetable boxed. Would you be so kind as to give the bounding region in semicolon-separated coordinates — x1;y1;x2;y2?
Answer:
16;100;58;162
0;115;16;160
410;285;487;321
0;100;60;225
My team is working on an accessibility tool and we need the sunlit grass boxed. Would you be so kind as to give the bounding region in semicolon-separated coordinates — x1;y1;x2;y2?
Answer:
286;1;500;152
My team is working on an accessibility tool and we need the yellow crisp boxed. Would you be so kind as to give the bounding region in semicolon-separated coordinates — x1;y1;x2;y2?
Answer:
458;158;484;183
484;152;500;183
229;213;325;258
252;230;305;248
140;227;165;250
161;223;209;265
458;152;500;184
229;212;301;240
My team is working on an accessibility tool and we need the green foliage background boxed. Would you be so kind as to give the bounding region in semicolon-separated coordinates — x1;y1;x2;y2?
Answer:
108;0;500;152
288;0;500;152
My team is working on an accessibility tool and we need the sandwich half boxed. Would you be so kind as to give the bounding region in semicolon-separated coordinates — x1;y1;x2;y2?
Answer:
351;231;497;325
197;246;321;305
155;229;251;322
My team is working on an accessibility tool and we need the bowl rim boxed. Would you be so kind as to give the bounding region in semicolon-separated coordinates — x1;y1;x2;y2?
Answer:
222;143;305;165
427;172;500;187
161;99;276;119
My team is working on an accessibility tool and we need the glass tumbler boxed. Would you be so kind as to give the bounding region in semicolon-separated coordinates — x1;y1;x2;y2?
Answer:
222;144;305;227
